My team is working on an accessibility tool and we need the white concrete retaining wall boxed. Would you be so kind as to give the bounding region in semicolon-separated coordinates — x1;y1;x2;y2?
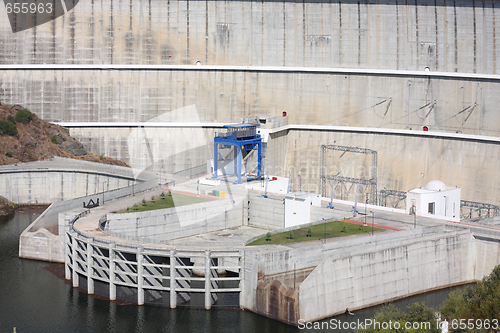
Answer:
248;195;284;230
18;179;159;262
0;170;132;204
241;227;443;312
297;230;475;322
105;197;245;243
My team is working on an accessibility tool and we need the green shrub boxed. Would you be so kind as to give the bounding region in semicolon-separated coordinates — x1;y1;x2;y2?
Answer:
142;198;147;206
0;120;18;136
266;232;272;241
132;204;139;211
125;207;130;212
160;191;166;199
50;135;58;144
7;115;15;124
15;108;33;124
286;231;294;239
5;150;13;157
151;195;155;202
307;227;312;237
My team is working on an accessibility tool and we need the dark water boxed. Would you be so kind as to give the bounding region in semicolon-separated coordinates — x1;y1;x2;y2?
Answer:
0;210;467;333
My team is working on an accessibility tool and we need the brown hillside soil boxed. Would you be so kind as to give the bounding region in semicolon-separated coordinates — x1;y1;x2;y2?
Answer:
0;195;17;217
0;103;129;168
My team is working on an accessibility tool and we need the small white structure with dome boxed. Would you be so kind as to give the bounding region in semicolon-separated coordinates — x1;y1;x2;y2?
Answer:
406;180;461;222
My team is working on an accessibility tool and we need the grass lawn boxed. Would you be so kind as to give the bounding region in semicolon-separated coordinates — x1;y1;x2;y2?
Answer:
119;192;213;213
247;221;383;246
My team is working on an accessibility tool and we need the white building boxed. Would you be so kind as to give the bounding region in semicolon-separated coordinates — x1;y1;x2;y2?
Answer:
406;180;461;222
284;192;321;228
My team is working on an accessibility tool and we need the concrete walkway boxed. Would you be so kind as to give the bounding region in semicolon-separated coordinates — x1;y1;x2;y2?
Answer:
72;173;500;252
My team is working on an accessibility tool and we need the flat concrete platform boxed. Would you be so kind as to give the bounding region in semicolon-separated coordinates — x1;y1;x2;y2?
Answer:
72;173;500;253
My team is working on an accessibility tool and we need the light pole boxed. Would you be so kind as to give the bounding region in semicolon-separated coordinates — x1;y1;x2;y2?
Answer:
298;175;302;192
102;181;107;205
413;205;416;229
364;195;368;226
370;211;374;235
188;158;192;179
322;218;326;244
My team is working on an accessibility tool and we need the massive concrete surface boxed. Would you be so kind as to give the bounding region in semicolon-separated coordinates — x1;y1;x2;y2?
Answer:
1;69;499;136
0;0;497;74
0;157;140;203
278;128;500;206
105;197;246;243
58;125;500;207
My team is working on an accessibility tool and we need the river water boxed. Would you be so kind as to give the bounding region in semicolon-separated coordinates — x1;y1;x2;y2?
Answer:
0;210;467;333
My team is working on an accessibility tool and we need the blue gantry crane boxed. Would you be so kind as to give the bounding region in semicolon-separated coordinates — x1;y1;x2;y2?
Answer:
213;123;263;184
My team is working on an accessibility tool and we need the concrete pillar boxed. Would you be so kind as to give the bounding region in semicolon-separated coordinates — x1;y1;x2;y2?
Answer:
71;232;78;288
237;145;242;184
137;246;144;305
205;250;211;310
213;142;218;178
86;237;94;294
64;231;71;280
239;250;244;309
109;243;116;301
170;249;176;308
233;146;238;175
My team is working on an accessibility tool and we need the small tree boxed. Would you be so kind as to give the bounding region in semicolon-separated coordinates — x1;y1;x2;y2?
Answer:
160;191;166;199
7;115;15;124
286;231;294;239
266;232;272;241
15;108;33;124
132;204;139;211
151;195;155;202
142;198;147;206
307;227;312;237
0;120;18;136
125;207;130;212
50;135;58;144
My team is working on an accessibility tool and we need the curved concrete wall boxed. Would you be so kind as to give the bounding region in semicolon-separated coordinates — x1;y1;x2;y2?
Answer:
58;125;500;206
1;69;499;136
277;128;500;206
0;1;497;74
0;170;133;203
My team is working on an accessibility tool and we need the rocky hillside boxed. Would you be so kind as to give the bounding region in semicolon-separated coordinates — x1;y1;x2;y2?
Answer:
0;103;128;167
0;196;17;217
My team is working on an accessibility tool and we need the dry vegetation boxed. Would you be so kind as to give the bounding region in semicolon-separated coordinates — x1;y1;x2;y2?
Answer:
0;103;129;167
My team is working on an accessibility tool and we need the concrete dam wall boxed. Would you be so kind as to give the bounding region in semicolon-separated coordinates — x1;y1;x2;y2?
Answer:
0;0;497;74
1;68;500;136
242;226;500;325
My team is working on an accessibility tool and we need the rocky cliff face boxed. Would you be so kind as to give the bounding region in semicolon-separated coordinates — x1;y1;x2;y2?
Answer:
0;196;16;217
0;103;128;167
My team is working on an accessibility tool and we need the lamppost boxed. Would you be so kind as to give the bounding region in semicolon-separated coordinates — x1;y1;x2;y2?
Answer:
298;175;302;192
102;180;107;205
188;158;192;179
370;211;374;235
413;205;417;229
322;218;326;244
364;195;368;226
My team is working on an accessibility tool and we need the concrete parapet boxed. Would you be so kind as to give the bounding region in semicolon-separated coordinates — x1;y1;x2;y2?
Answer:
18;178;159;262
105;196;246;243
